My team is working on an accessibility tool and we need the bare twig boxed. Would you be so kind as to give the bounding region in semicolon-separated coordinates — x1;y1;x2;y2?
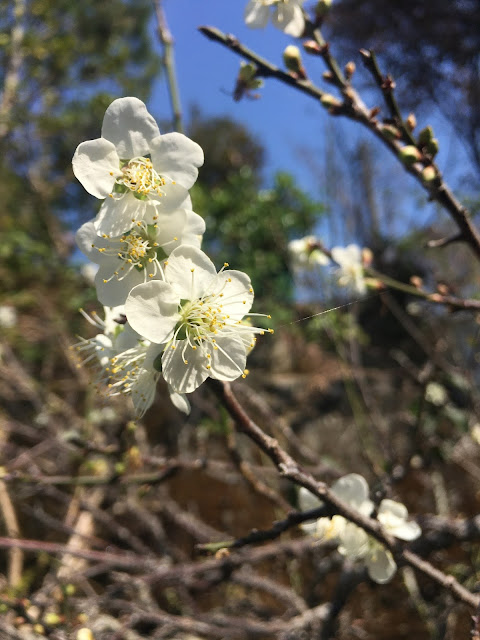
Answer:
199;26;480;260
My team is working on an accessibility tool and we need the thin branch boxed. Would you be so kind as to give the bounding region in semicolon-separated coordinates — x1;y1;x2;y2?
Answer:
153;0;184;133
199;26;480;261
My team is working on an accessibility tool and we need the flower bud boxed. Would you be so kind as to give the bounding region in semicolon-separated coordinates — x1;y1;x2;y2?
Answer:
345;61;356;79
426;138;439;157
362;247;373;267
315;0;332;18
417;125;434;147
406;113;417;131
320;93;342;109
421;166;437;183
77;630;95;640
380;124;401;140
410;275;423;289
398;145;422;165
303;40;321;55
283;45;306;79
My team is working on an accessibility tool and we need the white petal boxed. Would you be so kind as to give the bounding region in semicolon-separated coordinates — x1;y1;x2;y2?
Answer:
331;244;362;268
150;132;204;189
272;3;305;37
130;368;159;418
101;97;160;159
181;211;206;247
75;220;111;265
168;385;191;414
331;474;373;516
208;335;247;381
300;521;318;536
244;1;270;28
378;499;421;540
209;270;254;318
339;522;369;560
366;547;397;584
95;195;145;237
72;138;119;199
298;487;323;512
95;263;146;307
153;209;188;254
125;280;180;344
114;323;141;351
150;181;191;214
165;246;217;300
162;340;209;393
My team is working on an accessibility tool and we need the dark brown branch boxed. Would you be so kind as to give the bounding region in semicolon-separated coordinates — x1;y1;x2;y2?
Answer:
210;380;480;610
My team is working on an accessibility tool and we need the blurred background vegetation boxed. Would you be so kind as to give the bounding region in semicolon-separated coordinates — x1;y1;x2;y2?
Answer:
1;1;480;638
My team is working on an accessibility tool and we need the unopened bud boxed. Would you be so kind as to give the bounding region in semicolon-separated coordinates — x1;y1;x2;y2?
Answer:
315;0;332;19
283;45;305;78
303;40;321;55
380;124;401;140
417;125;434;147
322;70;335;84
320;93;342;110
77;630;95;640
238;61;257;84
399;145;422;165
362;247;373;266
406;113;417;131
345;61;356;79
421;166;437;183
410;276;423;289
426;138;439;157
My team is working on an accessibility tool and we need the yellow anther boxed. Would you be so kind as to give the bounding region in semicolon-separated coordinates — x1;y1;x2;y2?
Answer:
267;315;271;319
108;193;113;198
191;268;195;272
224;262;229;267
149;274;154;278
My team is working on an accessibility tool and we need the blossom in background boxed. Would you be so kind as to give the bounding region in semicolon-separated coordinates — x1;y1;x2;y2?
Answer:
244;0;305;37
125;245;272;394
288;235;330;271
299;473;373;539
0;305;17;329
299;474;421;584
331;244;367;295
72;97;204;237
76;209;205;306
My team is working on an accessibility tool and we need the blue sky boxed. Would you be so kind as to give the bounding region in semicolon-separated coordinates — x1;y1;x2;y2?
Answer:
150;1;473;245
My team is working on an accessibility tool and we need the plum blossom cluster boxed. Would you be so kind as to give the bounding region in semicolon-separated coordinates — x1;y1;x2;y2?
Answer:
73;97;271;417
288;236;370;295
299;474;421;583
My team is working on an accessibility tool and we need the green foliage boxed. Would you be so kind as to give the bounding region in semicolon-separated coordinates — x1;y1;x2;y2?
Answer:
193;169;323;307
0;0;160;226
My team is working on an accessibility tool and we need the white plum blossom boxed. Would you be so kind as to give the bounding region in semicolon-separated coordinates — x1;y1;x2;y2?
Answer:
331;244;367;295
288;235;330;271
299;474;421;584
73;306;189;417
299;473;373;539
72;97;204;237
76;209;206;306
245;0;306;37
125;245;272;395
